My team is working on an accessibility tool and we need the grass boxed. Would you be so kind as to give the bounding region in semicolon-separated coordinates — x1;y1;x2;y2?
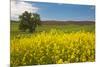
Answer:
10;22;95;38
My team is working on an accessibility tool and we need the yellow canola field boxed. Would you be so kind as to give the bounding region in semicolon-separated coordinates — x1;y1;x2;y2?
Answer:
11;30;95;66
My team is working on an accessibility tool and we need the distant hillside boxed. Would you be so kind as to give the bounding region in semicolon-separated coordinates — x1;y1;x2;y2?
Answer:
11;20;95;25
41;21;95;25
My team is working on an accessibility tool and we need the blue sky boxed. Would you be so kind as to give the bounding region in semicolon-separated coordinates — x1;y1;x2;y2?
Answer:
11;1;95;21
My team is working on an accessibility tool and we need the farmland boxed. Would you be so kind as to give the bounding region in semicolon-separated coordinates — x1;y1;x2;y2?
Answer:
10;21;95;67
10;21;95;38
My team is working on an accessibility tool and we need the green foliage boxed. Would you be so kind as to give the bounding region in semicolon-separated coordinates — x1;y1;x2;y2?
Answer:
19;11;41;33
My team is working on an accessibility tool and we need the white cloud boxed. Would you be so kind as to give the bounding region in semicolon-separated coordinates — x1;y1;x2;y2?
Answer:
11;1;39;20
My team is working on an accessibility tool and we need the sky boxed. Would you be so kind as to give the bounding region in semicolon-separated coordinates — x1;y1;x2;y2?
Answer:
11;1;95;21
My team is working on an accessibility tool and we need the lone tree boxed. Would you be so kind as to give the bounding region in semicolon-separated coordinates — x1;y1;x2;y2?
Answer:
19;11;41;33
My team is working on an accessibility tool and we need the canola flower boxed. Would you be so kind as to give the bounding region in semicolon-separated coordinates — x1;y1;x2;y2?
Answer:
10;29;95;67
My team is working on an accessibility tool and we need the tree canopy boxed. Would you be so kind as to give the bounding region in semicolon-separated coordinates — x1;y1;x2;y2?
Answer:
19;11;41;33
